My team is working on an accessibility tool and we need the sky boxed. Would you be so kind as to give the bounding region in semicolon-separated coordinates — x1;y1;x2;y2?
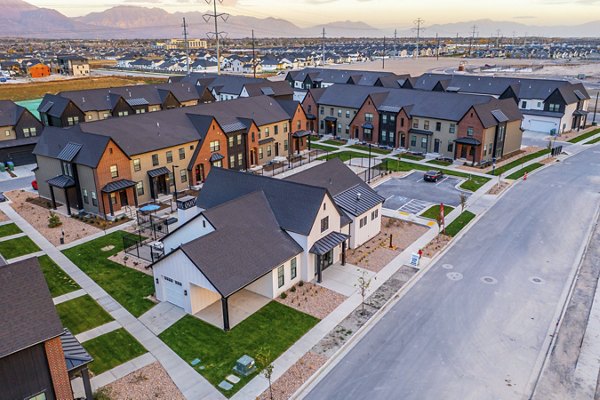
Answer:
27;0;600;27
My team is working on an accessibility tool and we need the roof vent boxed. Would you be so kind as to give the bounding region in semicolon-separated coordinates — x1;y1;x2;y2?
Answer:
82;97;85;103
357;192;362;201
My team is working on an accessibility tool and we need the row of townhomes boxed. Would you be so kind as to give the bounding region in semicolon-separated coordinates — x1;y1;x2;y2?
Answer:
0;100;44;165
33;95;309;219
302;84;524;164
152;159;384;330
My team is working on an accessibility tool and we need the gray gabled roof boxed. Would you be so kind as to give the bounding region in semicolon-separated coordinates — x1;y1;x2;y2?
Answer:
181;191;303;297
311;84;391;109
310;231;349;256
60;329;93;372
0;100;25;127
33;126;110;168
197;168;330;236
0;258;64;359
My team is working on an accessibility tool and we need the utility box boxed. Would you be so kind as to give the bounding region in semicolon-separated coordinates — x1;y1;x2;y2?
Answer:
233;355;256;377
0;162;5;172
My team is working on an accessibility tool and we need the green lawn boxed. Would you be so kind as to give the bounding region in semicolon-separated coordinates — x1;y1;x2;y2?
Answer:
426;159;453;166
445;211;476;237
348;144;392;154
160;302;319;397
385;159;490;192
506;162;544;180
491;149;550;176
38;255;80;297
56;295;114;335
0;236;40;259
63;231;155;317
322;139;346;146
318;151;375;162
0;223;22;238
85;328;147;375
421;204;455;220
309;143;338;152
584;135;600;145
399;153;425;161
568;128;600;143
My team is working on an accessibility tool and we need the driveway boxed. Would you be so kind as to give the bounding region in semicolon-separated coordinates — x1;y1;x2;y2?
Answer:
375;172;468;214
0;176;34;192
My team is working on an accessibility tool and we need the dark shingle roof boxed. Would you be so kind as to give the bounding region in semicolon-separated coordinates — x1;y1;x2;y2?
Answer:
181;191;303;297
314;84;391;109
33;126;110;168
0;100;25;127
0;258;64;359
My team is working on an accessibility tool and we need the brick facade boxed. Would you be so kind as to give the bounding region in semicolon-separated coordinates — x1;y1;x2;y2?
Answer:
290;104;309;155
190;119;228;185
457;107;486;163
44;337;73;400
94;139;134;216
351;96;380;143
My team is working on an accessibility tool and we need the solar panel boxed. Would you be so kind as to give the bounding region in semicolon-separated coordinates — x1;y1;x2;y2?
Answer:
126;97;149;106
491;109;509;123
260;87;275;96
574;90;586;100
57;142;82;162
38;101;54;113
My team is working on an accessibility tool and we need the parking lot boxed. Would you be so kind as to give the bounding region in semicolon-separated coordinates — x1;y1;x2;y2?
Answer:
375;172;470;214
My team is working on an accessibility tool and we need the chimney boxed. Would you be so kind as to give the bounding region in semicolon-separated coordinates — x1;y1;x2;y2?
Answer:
176;195;200;224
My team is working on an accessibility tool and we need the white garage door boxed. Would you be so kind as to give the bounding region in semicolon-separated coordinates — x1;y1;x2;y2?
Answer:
526;119;557;133
163;276;185;308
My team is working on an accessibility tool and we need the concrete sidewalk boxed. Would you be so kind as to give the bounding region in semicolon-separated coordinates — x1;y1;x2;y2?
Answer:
0;203;225;400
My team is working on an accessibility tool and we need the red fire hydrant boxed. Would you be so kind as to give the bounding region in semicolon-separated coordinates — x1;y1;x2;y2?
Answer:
523;172;528;181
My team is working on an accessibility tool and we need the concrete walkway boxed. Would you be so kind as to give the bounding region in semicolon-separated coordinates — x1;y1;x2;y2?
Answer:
139;301;186;335
76;320;122;343
5;250;45;263
0;232;26;242
0;203;225;400
91;352;157;391
53;288;86;305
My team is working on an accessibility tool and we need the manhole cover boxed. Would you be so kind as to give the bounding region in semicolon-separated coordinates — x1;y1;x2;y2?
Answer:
442;263;454;270
481;276;497;285
529;277;544;284
447;272;463;281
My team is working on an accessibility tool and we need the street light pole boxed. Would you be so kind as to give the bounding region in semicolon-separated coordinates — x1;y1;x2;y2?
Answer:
171;165;178;200
368;143;372;183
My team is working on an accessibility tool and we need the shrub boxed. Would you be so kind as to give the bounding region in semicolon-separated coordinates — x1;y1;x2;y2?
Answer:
280;292;287;299
298;280;304;287
48;212;62;228
290;286;296;292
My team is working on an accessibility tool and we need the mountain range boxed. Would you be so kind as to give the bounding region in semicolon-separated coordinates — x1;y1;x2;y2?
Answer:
1;0;599;39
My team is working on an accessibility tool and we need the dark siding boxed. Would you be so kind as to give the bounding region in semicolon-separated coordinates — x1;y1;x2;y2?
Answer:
111;98;135;118
0;344;56;400
163;93;181;109
499;86;519;104
15;110;43;139
0;143;37;165
60;103;85;127
544;89;567;113
225;130;247;170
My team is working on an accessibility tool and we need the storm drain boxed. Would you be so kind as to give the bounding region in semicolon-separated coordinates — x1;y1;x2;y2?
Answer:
529;276;545;284
446;272;463;281
481;276;498;285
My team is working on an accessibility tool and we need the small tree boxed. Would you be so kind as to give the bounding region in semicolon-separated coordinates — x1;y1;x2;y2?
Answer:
355;270;375;315
256;349;274;400
459;192;468;213
48;212;62;228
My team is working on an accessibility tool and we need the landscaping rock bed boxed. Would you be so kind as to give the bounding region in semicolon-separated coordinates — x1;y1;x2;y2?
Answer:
487;181;511;195
96;362;184;400
0;210;8;222
422;234;451;258
6;190;101;246
276;282;346;320
346;217;428;272
108;251;152;275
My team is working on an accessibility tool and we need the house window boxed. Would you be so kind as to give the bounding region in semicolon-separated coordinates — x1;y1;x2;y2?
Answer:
436;122;442;131
274;125;279;135
338;109;342;117
410;135;417;146
448;141;454;152
297;120;301;130
166;151;173;163
228;136;234;147
152;154;159;166
521;100;527;109
371;209;378;220
365;113;373;122
400;117;405;127
537;102;542;108
390;115;396;122
424;120;430;130
229;155;235;167
320;216;329;233
421;137;427;148
320;107;324;115
237;134;242;145
413;119;419;129
381;130;387;141
136;181;144;196
449;123;456;134
277;265;285;288
237;153;243;165
180;169;187;183
346;125;350;134
179;148;185;160
83;189;89;204
483;144;487;155
133;158;141;171
259;147;264;159
110;193;117;205
210;141;220;152
265;127;270;137
359;216;367;228
467;127;474;136
4;130;9;136
110;165;118;178
67;116;79;126
24;127;37;137
284;140;288;151
330;107;334;116
118;111;129;117
549;103;560;112
346;110;350;118
364;128;372;140
213;160;222;168
337;123;342;133
135;109;145;114
382;114;388;124
27;392;47;400
91;192;97;206
291;257;297;279
267;145;272;157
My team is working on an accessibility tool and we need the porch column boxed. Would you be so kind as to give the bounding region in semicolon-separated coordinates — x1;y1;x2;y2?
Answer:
64;189;71;216
108;194;114;217
317;255;323;283
342;241;346;266
49;186;57;210
221;297;230;331
81;367;93;400
133;189;138;207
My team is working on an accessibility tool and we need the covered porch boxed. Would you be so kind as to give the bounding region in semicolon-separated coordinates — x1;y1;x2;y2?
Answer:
291;130;310;155
101;179;138;217
148;167;171;200
311;231;349;284
324;116;337;135
454;137;481;165
193;289;270;331
47;175;78;216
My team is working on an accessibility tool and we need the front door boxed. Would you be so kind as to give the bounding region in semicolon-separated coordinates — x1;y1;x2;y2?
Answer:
323;250;334;270
400;133;406;147
156;175;168;195
195;164;205;183
119;190;128;206
275;142;279;156
460;145;467;159
434;139;440;153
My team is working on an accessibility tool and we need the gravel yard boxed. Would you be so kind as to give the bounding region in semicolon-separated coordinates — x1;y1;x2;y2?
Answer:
108;251;152;275
487;181;511;195
422;234;452;258
6;190;100;246
276;282;346;319
0;210;8;222
346;217;428;272
257;352;328;400
97;362;184;400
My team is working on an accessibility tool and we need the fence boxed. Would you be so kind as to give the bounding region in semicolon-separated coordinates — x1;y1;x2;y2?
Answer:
253;149;327;177
123;234;164;263
136;212;171;241
356;159;389;182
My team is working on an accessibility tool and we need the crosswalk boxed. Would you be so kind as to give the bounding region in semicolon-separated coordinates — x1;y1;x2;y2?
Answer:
397;199;432;214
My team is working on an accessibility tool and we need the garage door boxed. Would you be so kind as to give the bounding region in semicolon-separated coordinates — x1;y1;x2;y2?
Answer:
8;150;36;166
163;276;185;308
526;119;557;134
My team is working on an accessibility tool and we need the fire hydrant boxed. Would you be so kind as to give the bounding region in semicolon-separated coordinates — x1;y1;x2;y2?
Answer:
523;172;528;181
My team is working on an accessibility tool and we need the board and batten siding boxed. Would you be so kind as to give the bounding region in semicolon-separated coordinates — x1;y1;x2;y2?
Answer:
161;214;214;253
350;203;382;249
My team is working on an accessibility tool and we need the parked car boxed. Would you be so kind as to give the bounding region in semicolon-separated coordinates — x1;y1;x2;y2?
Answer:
0;78;7;83
0;193;5;202
424;170;444;182
31;180;38;190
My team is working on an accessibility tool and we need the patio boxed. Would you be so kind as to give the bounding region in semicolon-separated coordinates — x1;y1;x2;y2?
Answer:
317;263;376;297
193;289;270;330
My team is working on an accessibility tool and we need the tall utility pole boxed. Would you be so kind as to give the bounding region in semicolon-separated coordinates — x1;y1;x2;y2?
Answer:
251;29;257;78
436;33;440;60
203;0;228;75
321;27;326;67
496;29;501;48
394;29;398;57
382;36;386;69
182;17;190;75
413;18;424;60
468;25;478;57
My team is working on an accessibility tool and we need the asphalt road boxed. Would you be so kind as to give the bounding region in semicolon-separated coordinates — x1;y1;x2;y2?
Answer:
305;146;600;400
376;172;468;212
0;176;34;192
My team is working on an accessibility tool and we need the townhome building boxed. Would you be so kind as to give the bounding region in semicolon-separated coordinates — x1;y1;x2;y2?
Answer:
409;73;590;134
55;55;89;77
169;73;265;101
0;100;44;165
151;159;383;330
351;89;523;164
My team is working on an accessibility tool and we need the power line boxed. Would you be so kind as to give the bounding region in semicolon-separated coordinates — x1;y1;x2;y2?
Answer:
321;27;326;67
251;29;256;78
182;17;190;75
382;36;386;69
413;18;424;60
468;25;478;57
394;29;398;58
203;0;229;75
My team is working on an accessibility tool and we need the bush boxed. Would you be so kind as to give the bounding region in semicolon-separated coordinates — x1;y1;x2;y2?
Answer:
290;286;296;292
280;292;287;299
48;212;62;228
298;280;304;287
